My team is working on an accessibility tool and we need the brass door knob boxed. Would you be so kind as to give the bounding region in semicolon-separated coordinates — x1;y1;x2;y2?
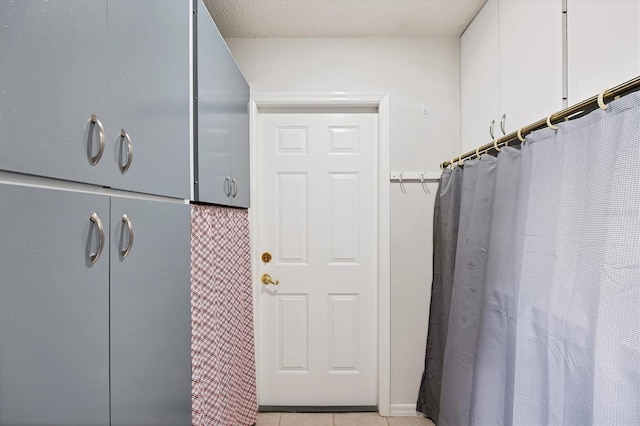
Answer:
261;274;279;286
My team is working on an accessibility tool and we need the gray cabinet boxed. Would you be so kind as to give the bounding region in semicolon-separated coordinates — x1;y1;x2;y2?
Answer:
195;0;250;207
0;184;110;426
0;184;191;426
110;197;191;425
0;0;190;199
0;0;109;187
107;0;190;199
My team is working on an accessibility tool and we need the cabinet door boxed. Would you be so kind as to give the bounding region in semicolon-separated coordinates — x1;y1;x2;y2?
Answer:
567;0;640;104
195;0;233;204
460;0;500;154
499;0;562;133
110;197;191;426
108;0;190;199
0;0;109;186
0;184;110;426
230;66;251;208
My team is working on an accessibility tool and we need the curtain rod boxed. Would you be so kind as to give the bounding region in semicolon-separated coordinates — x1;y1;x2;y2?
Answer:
441;75;640;169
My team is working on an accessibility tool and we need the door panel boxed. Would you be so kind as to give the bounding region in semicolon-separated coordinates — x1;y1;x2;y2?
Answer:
460;0;500;154
108;0;190;199
109;197;191;426
0;0;109;186
567;0;640;104
499;0;562;133
258;113;377;406
0;184;110;426
195;0;233;204
230;73;251;208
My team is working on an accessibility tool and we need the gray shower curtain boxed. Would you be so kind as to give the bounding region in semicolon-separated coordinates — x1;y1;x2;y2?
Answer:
418;92;640;425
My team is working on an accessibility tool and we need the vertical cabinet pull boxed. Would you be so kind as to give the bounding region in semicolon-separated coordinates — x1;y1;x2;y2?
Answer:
89;212;105;264
500;113;507;135
121;214;134;259
231;179;238;198
119;129;134;174
89;114;105;166
489;119;495;140
223;176;232;197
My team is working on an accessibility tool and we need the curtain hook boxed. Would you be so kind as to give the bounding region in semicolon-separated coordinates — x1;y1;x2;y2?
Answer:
450;157;457;169
546;115;558;130
598;89;609;110
475;146;481;159
517;127;526;143
420;172;430;194
493;138;501;152
399;171;407;194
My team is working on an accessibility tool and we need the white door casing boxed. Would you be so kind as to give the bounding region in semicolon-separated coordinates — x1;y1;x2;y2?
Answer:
258;112;376;405
250;93;390;414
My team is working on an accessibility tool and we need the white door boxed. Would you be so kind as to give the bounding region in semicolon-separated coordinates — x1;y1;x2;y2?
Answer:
257;112;378;406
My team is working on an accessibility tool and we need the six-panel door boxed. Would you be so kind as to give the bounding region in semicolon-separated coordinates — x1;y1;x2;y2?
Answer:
0;184;110;426
257;113;378;406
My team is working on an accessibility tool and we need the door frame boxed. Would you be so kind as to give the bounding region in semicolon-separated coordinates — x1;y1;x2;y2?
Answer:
250;92;391;416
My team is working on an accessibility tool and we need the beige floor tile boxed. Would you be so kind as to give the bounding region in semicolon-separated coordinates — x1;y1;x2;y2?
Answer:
256;412;282;426
334;412;388;426
386;416;435;426
279;412;333;426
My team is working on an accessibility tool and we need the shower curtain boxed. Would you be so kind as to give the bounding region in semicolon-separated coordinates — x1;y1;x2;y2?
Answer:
418;92;640;425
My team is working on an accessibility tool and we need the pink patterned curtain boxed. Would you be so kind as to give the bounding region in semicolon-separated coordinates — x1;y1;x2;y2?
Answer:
191;204;257;426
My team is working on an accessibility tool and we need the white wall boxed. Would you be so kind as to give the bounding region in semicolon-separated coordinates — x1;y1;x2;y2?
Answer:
227;37;460;409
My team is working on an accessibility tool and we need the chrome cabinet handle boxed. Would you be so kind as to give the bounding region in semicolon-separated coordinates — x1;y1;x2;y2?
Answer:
89;212;105;264
119;129;133;174
89;114;105;166
223;176;231;197
121;214;134;259
231;178;238;198
500;113;507;135
489;119;495;140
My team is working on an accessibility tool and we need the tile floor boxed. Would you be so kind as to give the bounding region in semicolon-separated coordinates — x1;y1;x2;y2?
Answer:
256;412;436;426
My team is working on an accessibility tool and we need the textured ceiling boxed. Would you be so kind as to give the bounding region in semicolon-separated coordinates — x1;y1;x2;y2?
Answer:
203;0;485;38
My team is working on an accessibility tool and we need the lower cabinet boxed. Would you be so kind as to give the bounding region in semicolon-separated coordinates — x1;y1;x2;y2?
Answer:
110;196;192;426
0;183;191;426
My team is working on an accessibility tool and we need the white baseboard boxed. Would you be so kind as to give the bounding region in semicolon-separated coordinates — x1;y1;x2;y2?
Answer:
389;403;420;417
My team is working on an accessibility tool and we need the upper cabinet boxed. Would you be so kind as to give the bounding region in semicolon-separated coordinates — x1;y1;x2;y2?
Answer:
194;0;251;208
567;0;640;104
107;0;190;199
460;0;500;154
461;0;563;154
0;0;190;199
0;0;109;187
